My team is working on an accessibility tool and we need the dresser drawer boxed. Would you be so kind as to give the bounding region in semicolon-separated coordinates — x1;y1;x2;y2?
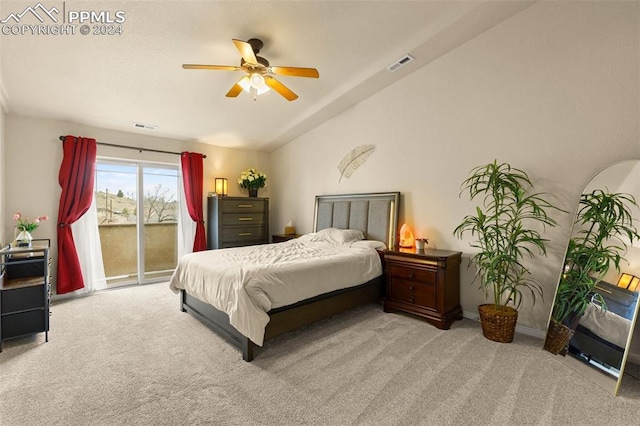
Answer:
387;264;436;284
389;279;437;309
222;213;266;226
221;199;266;214
1;284;45;313
221;226;266;243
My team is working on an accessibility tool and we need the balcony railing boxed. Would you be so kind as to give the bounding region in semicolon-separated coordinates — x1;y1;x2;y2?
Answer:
98;222;177;283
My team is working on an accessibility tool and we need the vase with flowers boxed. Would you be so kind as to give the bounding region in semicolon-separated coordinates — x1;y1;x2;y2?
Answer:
238;168;267;197
14;212;49;247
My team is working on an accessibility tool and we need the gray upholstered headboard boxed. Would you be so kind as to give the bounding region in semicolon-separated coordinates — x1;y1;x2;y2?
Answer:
313;192;400;248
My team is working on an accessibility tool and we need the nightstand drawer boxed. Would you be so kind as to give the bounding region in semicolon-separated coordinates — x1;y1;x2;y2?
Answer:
389;279;436;308
221;199;266;213
1;309;47;339
1;284;46;313
388;264;436;284
222;213;266;226
6;256;45;279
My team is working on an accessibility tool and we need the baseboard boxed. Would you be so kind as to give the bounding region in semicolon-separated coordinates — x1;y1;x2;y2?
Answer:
462;310;546;340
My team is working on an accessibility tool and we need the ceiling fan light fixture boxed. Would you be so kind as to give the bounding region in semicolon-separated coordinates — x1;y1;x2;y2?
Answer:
250;73;269;94
238;75;251;93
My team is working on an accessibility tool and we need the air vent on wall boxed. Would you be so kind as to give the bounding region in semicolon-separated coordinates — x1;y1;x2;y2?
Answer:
133;122;157;130
387;54;414;72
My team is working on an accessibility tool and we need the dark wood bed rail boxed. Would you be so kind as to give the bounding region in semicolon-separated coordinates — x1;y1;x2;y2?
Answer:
181;275;384;361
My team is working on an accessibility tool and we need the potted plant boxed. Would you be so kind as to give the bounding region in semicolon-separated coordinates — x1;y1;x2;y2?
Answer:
238;168;267;197
454;160;563;343
544;189;640;354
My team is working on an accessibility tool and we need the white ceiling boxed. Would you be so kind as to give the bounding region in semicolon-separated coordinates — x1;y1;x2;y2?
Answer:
0;1;533;152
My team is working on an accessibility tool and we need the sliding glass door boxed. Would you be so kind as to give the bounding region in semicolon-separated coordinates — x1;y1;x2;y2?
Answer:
141;166;179;282
95;160;179;286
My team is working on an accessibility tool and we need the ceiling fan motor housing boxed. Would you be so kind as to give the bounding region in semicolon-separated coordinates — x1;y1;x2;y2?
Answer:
241;56;270;67
240;38;269;67
247;38;263;54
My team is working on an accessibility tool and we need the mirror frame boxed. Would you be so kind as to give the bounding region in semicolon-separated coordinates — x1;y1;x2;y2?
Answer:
544;159;640;396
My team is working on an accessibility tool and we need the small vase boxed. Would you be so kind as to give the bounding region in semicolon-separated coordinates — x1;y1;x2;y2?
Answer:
16;230;33;247
248;189;258;198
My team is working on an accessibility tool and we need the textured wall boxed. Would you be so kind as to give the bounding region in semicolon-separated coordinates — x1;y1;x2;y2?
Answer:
269;1;640;334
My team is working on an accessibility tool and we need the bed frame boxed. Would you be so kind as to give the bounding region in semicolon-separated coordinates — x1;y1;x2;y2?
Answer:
180;191;400;361
567;281;639;374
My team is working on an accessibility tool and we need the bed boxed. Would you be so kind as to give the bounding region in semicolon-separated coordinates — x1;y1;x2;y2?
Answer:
568;281;639;373
170;192;400;361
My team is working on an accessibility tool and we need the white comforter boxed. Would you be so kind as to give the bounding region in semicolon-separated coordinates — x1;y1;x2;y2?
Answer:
579;302;633;349
169;237;383;346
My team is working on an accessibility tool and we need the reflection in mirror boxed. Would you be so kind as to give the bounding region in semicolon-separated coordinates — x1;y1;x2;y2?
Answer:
544;160;640;395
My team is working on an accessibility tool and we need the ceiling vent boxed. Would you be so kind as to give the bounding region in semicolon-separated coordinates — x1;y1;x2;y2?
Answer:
387;54;414;72
133;122;157;130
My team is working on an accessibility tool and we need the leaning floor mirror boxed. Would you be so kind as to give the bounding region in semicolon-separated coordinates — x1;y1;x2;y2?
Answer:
543;159;640;396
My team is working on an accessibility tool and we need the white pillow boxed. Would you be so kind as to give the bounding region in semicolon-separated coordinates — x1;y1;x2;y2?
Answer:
308;228;365;245
350;240;386;250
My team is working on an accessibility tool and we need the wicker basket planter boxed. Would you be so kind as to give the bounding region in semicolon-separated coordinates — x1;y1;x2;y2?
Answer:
543;319;575;355
478;304;518;343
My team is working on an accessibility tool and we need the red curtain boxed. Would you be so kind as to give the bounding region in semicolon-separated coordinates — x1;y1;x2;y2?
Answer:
181;152;207;252
56;136;97;294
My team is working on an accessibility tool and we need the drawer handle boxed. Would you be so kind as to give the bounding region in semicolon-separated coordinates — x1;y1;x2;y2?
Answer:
237;204;253;208
408;272;415;279
409;296;415;303
238;217;253;221
238;232;253;236
409;285;414;291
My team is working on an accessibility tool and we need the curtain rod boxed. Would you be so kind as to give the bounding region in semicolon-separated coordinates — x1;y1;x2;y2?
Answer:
58;136;206;158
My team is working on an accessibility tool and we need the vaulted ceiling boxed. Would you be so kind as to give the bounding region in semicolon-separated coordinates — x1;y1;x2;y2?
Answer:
1;1;533;151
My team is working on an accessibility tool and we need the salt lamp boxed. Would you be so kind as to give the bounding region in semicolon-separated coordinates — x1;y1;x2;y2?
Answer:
399;224;415;248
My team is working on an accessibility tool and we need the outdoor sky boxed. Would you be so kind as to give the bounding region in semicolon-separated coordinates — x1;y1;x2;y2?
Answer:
95;162;179;201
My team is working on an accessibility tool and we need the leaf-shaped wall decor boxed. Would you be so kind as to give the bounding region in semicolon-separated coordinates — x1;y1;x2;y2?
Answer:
337;144;375;183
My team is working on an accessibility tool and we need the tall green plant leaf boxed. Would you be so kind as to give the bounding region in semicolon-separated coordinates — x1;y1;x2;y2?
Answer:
551;190;640;324
454;160;564;310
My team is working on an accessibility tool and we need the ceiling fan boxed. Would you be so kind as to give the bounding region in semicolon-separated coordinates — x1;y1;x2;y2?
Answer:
182;38;319;101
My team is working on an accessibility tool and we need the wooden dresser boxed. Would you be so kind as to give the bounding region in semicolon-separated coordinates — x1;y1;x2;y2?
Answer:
207;195;269;249
383;247;462;329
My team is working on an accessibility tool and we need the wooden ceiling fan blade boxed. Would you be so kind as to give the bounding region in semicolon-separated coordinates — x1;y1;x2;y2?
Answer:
270;66;319;78
265;76;298;101
233;39;258;65
182;64;242;71
226;76;249;97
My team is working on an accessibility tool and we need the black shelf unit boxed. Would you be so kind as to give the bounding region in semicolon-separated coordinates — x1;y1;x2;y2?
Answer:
0;239;51;352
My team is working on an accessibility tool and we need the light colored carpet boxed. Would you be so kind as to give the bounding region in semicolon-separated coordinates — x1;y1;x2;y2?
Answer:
1;283;640;425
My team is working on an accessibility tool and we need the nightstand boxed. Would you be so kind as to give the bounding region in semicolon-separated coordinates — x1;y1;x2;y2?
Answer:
272;234;302;243
383;247;462;329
